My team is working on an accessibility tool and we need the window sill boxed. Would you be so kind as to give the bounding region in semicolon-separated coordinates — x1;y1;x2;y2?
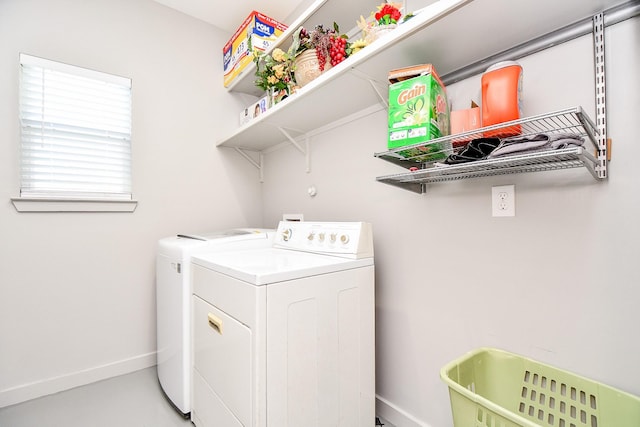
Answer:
11;197;138;212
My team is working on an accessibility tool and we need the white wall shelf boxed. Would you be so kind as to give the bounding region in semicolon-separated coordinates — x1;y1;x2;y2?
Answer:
218;0;472;151
217;0;624;158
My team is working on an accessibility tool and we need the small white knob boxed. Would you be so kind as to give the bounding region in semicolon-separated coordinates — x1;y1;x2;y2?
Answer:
318;233;325;242
330;233;337;243
340;234;350;244
282;229;292;242
307;232;315;241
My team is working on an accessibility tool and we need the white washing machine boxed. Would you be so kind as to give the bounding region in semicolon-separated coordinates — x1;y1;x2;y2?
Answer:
190;221;375;427
156;228;274;416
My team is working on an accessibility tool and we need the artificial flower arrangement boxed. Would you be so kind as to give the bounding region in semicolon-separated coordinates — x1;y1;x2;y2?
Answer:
374;2;403;25
290;24;351;71
252;3;408;97
253;23;354;98
357;2;404;44
253;47;296;104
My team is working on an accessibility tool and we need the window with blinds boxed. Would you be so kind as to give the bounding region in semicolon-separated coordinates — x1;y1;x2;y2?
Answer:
19;54;132;200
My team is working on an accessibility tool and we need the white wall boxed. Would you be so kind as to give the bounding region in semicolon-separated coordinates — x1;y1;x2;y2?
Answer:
261;16;640;427
1;0;638;423
0;0;264;406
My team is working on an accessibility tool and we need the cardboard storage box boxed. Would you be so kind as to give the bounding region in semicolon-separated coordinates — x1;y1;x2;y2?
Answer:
239;94;270;125
387;64;450;162
450;102;480;147
223;11;287;87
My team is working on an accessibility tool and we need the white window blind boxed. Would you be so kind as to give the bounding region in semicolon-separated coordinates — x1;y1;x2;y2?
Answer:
19;54;132;200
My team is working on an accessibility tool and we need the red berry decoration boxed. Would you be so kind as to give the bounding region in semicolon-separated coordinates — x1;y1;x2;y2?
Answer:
316;47;326;72
329;35;348;67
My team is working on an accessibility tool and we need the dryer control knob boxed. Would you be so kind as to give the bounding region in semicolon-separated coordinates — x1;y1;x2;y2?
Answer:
282;229;292;242
330;233;337;243
307;232;315;241
340;234;350;244
318;233;325;242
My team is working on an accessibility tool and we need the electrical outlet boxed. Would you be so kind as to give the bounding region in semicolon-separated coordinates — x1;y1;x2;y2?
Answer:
492;185;515;217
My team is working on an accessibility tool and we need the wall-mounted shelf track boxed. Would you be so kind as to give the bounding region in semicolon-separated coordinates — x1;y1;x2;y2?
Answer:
374;107;606;193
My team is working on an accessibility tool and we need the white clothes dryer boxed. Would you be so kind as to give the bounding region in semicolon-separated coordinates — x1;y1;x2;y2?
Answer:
190;221;375;427
156;228;274;416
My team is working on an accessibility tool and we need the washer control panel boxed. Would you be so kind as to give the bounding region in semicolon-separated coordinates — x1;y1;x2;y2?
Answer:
274;221;373;259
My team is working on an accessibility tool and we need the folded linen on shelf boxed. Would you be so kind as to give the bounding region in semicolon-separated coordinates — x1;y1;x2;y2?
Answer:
442;138;501;165
487;132;584;158
438;133;585;166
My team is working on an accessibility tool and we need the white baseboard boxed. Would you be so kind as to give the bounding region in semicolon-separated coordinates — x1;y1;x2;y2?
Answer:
376;394;433;427
0;352;157;408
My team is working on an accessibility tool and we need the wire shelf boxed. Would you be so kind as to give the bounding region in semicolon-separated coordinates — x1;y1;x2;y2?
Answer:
374;106;606;193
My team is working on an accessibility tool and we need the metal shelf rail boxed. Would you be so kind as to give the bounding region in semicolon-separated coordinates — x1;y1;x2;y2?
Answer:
374;106;606;193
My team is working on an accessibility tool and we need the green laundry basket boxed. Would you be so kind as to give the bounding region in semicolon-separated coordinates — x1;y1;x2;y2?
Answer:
440;348;640;427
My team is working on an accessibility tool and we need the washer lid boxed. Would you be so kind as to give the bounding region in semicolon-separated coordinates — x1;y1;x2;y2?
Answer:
158;229;274;258
177;229;253;241
192;247;373;286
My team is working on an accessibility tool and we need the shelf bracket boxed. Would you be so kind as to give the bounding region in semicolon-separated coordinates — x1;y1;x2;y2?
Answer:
368;79;388;108
277;126;311;173
348;68;388;108
592;12;608;179
234;148;264;182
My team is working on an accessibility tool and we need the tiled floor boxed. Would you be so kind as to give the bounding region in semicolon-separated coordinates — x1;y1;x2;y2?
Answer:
0;367;393;426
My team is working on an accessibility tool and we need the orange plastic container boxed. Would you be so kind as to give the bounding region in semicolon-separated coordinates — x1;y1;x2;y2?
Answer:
481;61;523;137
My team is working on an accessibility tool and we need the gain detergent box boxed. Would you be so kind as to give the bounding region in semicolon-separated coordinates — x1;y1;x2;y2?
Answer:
223;11;287;87
387;64;450;162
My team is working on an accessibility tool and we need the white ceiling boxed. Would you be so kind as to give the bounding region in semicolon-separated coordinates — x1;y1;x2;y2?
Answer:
151;0;308;34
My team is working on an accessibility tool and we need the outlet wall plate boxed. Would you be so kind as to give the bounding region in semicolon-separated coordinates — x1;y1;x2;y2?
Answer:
492;185;515;217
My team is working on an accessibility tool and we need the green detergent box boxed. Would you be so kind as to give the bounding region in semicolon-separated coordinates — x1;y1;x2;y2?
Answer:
387;64;451;162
